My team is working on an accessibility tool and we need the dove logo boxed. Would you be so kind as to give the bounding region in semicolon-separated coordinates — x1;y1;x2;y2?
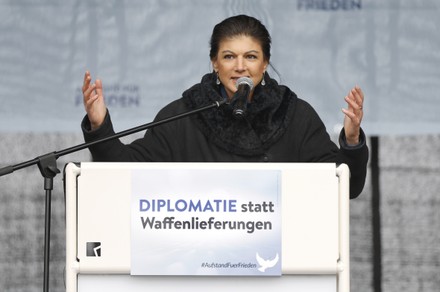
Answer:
256;252;279;272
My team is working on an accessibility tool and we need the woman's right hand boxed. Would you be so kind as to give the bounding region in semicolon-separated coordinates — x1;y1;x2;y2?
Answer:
82;71;107;130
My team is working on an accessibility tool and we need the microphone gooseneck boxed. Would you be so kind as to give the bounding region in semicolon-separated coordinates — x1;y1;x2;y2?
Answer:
232;77;254;119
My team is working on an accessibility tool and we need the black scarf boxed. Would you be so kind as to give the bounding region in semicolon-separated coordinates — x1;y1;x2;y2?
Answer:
182;73;296;156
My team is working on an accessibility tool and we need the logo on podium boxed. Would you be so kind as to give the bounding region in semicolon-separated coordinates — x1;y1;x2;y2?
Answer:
86;242;101;257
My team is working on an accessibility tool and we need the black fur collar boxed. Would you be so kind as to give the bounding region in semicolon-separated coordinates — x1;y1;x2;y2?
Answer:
182;73;296;156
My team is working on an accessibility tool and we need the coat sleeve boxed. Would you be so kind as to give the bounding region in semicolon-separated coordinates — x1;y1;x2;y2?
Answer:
337;128;369;199
293;100;369;199
81;106;179;162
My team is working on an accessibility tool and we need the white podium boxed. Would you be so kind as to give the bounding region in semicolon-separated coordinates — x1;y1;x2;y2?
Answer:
64;162;350;292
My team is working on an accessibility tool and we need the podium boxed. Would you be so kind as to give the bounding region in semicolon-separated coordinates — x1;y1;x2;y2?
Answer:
64;162;350;291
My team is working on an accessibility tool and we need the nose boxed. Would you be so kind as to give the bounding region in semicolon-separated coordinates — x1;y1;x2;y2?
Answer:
235;56;246;71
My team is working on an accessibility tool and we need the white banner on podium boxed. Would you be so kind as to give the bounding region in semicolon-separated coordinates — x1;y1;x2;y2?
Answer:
130;169;282;276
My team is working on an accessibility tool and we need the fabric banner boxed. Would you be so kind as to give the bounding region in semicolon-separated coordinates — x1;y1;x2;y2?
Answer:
0;0;439;135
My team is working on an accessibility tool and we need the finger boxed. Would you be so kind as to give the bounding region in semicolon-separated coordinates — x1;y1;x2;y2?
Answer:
346;89;363;111
354;85;364;100
342;108;355;119
95;79;103;98
352;86;364;106
83;83;96;103
342;107;363;124
87;93;99;104
82;71;91;92
84;92;99;109
344;94;359;110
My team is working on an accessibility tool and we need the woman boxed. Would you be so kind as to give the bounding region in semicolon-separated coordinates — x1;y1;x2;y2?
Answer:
81;14;368;198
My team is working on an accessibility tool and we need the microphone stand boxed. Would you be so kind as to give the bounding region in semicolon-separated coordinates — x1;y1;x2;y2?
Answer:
0;99;226;292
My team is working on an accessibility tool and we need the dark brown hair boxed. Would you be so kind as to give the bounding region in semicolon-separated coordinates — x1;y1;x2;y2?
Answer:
209;15;271;62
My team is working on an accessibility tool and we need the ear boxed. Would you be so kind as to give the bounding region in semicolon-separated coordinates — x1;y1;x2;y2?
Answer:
211;59;218;72
263;60;269;71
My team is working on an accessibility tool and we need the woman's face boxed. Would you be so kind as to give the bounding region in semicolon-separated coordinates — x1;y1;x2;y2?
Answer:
212;35;268;100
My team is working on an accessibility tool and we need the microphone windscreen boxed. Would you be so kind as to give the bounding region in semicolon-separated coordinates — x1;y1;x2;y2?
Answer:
236;77;254;90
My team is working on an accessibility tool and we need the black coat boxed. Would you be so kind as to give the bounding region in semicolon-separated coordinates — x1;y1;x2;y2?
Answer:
82;73;369;198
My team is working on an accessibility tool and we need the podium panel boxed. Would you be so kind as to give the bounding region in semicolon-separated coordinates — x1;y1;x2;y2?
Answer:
65;162;350;292
78;274;336;291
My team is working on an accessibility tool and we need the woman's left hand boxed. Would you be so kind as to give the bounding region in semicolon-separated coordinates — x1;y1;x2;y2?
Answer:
342;86;364;145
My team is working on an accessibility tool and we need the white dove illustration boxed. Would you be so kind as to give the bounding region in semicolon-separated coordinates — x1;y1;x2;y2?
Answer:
256;252;279;272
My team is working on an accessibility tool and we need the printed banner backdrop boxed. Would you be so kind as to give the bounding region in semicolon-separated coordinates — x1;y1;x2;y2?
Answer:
0;0;439;135
130;169;281;276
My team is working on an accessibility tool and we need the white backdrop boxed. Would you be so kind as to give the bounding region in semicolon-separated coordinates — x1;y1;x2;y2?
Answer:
0;0;439;135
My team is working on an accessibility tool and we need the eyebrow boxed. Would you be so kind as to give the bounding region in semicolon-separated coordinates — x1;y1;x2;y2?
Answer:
220;50;261;55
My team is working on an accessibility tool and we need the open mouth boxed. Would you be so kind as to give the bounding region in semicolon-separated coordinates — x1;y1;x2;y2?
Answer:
231;76;249;83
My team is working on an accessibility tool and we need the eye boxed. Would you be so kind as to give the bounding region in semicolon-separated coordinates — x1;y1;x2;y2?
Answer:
246;54;258;60
223;54;234;60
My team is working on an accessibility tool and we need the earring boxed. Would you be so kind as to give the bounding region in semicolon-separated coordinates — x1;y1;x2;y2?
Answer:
261;72;266;86
216;72;221;85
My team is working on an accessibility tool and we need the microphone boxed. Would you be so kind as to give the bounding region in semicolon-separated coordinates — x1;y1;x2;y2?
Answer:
232;77;254;119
